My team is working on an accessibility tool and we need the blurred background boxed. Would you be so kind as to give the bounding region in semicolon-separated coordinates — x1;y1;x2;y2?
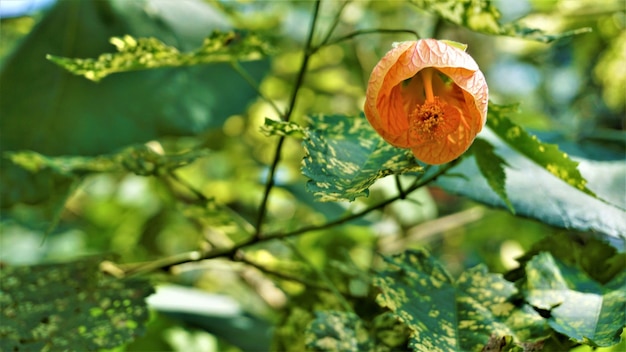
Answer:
1;0;624;350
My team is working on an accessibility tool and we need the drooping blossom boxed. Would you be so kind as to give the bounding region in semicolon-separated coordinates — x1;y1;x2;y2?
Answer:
364;39;488;165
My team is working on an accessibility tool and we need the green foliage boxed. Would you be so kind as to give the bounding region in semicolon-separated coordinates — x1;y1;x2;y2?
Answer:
1;146;209;208
521;252;625;347
409;0;591;42
2;0;624;351
0;256;154;351
0;0;268;155
305;311;374;351
374;250;550;352
47;31;270;82
487;104;594;197
301;115;423;202
470;138;513;213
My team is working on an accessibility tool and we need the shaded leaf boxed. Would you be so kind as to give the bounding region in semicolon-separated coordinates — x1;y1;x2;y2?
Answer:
409;0;590;43
0;0;268;156
507;233;626;286
1;145;209;208
47;31;270;82
0;256;154;351
302;115;423;202
522;252;625;347
373;250;549;352
470;138;513;213
305;311;374;351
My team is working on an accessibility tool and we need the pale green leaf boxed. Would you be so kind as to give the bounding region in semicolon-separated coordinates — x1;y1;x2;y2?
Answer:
302;114;423;202
47;31;270;82
0;257;154;351
522;252;625;347
409;0;590;43
373;250;549;352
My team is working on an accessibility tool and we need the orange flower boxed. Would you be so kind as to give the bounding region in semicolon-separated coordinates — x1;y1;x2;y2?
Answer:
364;39;488;165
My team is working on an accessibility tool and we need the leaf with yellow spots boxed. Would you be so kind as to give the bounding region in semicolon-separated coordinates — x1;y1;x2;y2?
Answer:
305;311;374;351
0;256;154;351
47;31;270;82
486;103;595;198
374;249;550;352
408;0;590;43
302;114;423;202
521;252;625;347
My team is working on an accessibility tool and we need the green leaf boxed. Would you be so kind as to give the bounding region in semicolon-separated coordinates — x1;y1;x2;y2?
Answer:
305;311;374;351
373;250;549;352
260;118;305;137
470;138;514;213
409;0;591;43
0;256;154;351
1;146;209;208
522;252;625;347
507;233;626;286
47;31;270;82
434;108;626;244
487;104;594;197
0;0;268;156
302;115;423;202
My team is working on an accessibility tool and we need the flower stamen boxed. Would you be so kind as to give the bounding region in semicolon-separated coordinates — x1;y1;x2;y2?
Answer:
409;97;446;142
420;68;436;102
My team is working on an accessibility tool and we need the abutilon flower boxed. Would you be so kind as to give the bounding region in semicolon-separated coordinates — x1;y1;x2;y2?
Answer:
364;39;488;165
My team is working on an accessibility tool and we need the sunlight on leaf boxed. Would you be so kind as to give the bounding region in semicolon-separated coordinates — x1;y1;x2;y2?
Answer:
522;252;625;347
0;256;154;351
302;114;423;202
260;118;305;137
487;103;595;197
47;31;271;82
409;0;591;43
373;250;550;352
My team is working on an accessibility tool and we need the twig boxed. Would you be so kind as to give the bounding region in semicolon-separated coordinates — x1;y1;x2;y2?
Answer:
318;28;421;49
254;0;322;237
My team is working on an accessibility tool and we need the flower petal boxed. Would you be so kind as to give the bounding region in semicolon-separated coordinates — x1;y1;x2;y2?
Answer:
364;39;489;165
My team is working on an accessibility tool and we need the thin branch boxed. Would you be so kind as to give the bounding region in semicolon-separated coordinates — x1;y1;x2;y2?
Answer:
318;28;421;49
254;0;322;237
236;252;337;293
121;159;460;275
316;0;352;50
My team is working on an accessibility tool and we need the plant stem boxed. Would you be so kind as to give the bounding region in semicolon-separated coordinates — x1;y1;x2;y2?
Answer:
254;0;321;238
317;28;421;49
123;160;458;274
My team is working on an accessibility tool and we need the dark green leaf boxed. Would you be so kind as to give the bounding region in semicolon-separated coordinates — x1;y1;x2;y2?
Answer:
522;252;625;347
47;31;270;82
305;311;374;351
302;115;423;202
0;0;268;156
0;256;154;351
409;0;591;43
471;138;513;213
373;250;549;352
